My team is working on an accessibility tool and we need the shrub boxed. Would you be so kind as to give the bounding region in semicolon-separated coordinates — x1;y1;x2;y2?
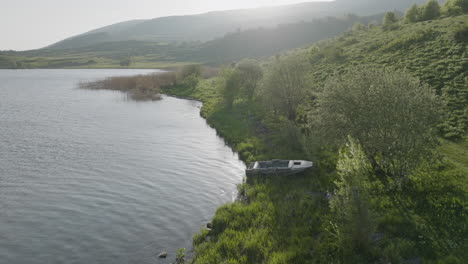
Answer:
382;28;435;51
329;137;376;258
451;22;468;42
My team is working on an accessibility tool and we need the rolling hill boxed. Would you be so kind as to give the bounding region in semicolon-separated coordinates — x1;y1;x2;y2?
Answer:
45;0;426;50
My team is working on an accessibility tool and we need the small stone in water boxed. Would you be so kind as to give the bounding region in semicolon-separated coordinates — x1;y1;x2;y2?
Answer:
158;251;168;258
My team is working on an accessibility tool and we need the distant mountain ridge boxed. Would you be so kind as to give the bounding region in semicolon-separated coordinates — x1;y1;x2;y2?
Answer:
47;0;427;50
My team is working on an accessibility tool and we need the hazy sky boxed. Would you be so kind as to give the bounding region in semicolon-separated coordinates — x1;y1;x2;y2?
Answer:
0;0;328;51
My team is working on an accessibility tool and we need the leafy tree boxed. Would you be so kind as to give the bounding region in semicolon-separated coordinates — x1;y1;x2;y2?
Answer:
219;66;239;108
263;54;309;121
404;4;421;23
180;64;202;89
420;0;441;21
329;136;376;258
234;59;263;100
180;64;202;80
311;67;443;179
183;73;199;90
443;0;468;15
383;12;399;26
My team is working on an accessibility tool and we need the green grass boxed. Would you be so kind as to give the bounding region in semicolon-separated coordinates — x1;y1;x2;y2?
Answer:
440;139;468;173
0;45;197;69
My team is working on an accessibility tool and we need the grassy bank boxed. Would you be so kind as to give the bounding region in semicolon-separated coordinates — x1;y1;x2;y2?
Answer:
164;77;467;263
163;12;467;264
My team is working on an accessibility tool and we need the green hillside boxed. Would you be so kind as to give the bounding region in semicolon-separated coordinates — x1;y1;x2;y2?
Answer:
44;0;425;50
0;0;428;70
0;14;381;69
306;14;468;139
189;14;384;63
162;12;468;264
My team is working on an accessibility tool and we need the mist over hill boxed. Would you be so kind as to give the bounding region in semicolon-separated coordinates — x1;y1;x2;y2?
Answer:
46;0;426;50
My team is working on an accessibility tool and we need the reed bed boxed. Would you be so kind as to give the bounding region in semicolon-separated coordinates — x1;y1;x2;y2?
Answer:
79;72;177;101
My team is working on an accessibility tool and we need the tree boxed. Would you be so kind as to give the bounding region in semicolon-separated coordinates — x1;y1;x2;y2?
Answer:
311;67;442;179
404;4;421;23
234;59;263;100
383;12;399;26
219;66;239;109
180;64;202;89
180;64;202;80
263;54;309;121
329;136;376;257
443;0;468;16
420;0;441;21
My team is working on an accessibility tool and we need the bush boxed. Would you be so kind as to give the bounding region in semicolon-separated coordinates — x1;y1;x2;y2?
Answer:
451;22;468;42
329;137;376;258
382;28;435;51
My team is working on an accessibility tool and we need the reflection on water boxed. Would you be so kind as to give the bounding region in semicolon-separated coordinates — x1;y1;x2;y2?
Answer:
0;69;244;264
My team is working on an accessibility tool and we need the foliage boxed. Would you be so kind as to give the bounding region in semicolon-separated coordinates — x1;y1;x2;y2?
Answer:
179;64;202;89
443;0;468;15
308;15;468;139
219;66;239;109
381;28;435;51
180;64;202;79
329;137;376;260
382;12;399;29
176;248;186;264
234;59;263;100
451;21;468;42
311;67;442;179
420;0;441;21
404;4;422;23
262;53;309;121
163;14;468;264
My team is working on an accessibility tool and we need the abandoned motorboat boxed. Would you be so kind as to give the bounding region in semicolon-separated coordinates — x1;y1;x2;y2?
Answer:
246;160;313;176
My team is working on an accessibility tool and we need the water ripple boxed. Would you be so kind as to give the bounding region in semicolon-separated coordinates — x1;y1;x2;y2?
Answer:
0;69;245;264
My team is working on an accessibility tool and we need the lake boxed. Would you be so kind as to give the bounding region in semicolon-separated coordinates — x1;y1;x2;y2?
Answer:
0;69;245;264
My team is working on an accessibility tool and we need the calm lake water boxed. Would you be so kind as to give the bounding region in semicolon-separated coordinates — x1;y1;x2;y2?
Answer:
0;69;244;264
